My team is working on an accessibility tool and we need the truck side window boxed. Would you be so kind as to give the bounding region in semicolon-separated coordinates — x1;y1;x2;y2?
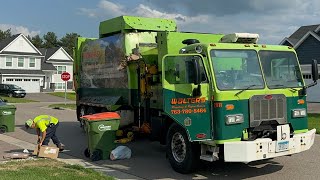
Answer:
164;56;207;84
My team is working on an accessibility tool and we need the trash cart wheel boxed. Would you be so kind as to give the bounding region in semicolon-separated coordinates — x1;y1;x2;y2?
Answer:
84;148;90;158
0;126;5;134
91;150;102;161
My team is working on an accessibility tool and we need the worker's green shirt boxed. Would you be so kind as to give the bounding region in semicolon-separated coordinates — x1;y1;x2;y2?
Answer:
33;115;59;132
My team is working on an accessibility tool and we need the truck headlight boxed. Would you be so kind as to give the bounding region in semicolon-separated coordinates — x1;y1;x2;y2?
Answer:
292;109;306;118
225;114;244;125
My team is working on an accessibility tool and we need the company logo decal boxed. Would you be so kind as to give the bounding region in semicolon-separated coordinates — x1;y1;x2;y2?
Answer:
98;124;111;131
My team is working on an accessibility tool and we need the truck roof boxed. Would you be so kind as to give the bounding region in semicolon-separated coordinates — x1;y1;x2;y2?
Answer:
99;16;177;38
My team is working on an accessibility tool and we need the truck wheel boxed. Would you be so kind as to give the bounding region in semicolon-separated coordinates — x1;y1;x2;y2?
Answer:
166;123;199;174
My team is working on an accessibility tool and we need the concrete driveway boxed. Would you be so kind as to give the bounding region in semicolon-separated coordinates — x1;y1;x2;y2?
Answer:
4;94;320;180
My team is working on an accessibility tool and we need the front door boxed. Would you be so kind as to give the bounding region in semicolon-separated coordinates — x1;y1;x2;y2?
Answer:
162;54;212;141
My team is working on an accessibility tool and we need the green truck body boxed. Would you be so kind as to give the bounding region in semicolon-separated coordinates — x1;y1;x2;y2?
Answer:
74;16;318;173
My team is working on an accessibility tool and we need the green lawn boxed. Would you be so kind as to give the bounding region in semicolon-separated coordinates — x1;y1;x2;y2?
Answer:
308;113;320;134
47;92;76;101
0;96;37;103
48;103;76;110
0;159;114;180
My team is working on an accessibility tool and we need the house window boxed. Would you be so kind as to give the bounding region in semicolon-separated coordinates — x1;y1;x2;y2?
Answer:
6;56;12;67
29;58;35;67
55;66;66;74
18;57;24;67
55;83;66;90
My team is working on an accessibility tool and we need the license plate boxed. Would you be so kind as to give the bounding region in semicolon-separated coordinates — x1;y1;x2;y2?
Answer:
276;140;289;152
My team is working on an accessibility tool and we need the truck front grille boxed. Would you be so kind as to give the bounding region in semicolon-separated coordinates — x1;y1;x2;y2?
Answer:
249;94;287;127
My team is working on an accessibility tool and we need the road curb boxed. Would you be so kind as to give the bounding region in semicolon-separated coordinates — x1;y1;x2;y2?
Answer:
0;134;143;180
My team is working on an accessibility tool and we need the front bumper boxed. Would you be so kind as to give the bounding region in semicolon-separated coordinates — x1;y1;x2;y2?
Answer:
224;129;316;163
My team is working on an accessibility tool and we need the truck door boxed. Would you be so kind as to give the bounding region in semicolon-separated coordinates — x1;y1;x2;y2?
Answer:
162;54;212;141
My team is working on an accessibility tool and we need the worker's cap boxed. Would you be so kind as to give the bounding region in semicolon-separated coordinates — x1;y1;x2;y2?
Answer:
25;119;33;128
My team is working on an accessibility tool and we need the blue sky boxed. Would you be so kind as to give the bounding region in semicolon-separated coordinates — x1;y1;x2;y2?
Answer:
1;0;320;44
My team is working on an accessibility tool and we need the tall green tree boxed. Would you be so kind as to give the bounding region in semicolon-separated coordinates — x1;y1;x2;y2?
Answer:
31;35;43;48
43;32;59;48
0;29;12;41
59;33;80;56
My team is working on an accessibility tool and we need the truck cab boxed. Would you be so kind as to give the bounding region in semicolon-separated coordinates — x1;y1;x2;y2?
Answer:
162;33;317;172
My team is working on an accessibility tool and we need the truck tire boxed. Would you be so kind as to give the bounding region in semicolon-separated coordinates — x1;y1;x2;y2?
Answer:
166;123;199;174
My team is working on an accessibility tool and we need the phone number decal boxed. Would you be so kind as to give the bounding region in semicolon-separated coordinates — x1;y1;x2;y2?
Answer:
171;108;207;114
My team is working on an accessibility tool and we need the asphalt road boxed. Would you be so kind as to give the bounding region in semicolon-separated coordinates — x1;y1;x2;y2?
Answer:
6;96;320;180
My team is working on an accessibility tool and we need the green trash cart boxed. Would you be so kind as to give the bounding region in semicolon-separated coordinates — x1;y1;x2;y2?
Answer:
0;105;16;133
81;112;120;161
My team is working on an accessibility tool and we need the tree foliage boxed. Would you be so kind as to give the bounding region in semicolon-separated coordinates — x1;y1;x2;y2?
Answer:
43;32;59;48
59;33;80;56
31;35;43;48
0;29;12;41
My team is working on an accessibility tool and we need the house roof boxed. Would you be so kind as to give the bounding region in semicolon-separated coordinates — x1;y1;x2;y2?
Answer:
39;49;57;71
280;24;320;47
39;47;60;60
0;51;42;56
0;69;45;75
46;59;74;63
289;24;320;40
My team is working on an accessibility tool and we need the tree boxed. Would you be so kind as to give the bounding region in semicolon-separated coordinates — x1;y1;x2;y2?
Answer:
31;35;43;48
43;32;59;48
59;33;80;56
0;29;12;41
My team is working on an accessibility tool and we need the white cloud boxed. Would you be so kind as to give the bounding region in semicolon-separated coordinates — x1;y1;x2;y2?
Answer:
78;0;320;44
0;24;40;37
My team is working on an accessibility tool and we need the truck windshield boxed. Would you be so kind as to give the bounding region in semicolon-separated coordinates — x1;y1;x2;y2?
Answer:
259;51;303;89
211;50;264;90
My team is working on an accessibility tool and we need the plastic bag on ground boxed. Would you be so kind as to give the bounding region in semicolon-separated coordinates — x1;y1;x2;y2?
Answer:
110;146;131;161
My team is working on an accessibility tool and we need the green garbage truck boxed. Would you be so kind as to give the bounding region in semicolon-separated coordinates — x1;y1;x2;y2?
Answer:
74;16;318;173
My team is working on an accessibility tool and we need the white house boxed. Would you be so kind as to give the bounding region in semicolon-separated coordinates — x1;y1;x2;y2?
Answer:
0;34;73;93
39;47;73;92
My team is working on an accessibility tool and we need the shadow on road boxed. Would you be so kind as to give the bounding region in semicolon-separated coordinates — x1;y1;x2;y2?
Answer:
16;122;283;180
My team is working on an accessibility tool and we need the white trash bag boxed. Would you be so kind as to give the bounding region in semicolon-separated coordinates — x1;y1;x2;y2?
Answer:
110;146;131;161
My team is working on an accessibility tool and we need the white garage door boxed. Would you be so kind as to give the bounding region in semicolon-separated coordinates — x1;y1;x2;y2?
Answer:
5;78;40;93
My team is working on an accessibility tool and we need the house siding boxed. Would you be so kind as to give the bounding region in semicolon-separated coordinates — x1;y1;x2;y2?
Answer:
296;35;320;65
0;55;41;70
3;36;38;54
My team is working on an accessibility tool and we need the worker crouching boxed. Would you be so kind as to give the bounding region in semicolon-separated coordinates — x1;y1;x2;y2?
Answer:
25;115;65;151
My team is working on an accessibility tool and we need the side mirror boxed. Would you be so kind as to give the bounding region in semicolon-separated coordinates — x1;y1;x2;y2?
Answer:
311;59;319;82
192;58;201;85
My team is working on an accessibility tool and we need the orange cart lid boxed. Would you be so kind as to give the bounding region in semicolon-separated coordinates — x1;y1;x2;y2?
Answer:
81;112;120;121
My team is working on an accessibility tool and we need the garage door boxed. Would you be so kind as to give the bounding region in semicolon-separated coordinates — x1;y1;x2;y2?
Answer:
5;78;40;93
